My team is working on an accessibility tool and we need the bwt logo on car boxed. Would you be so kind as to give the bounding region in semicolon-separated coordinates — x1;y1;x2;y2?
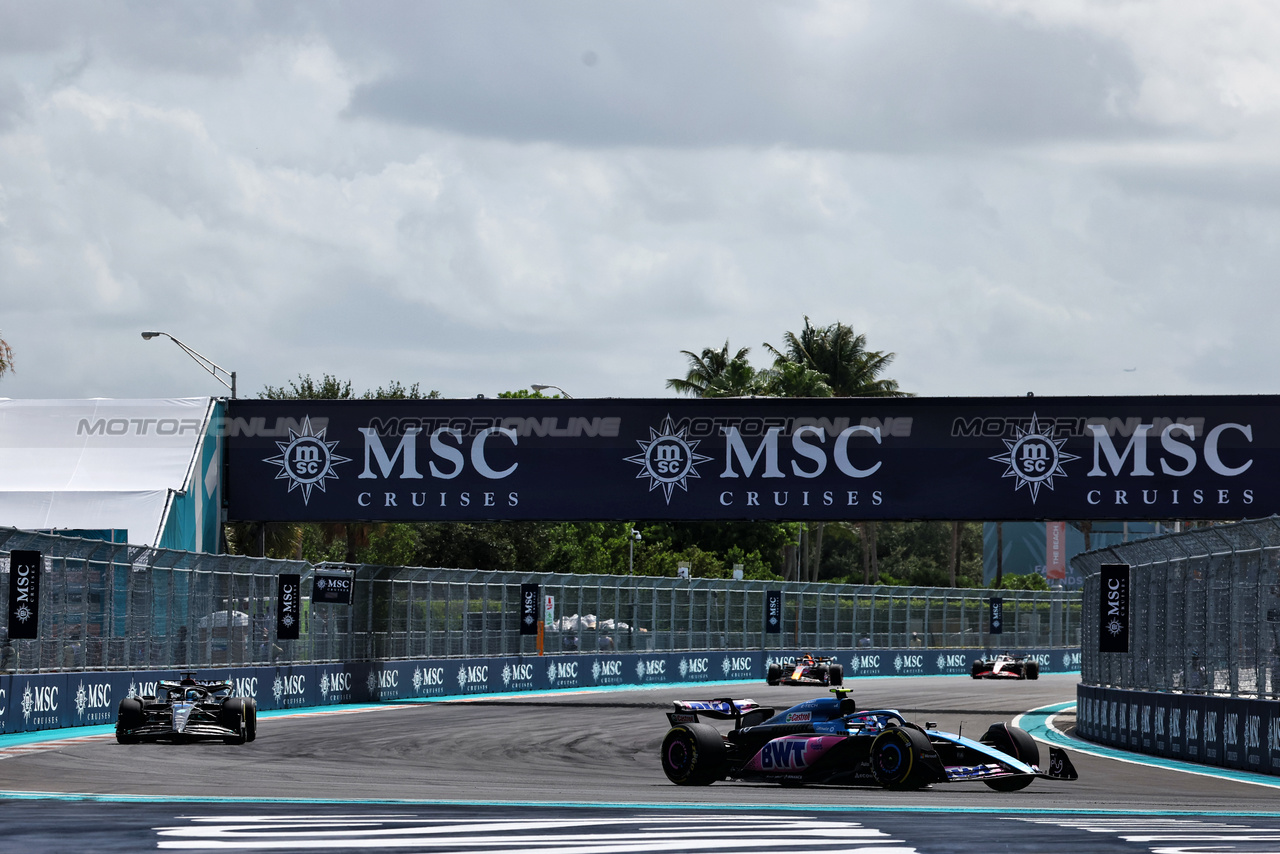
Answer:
74;680;114;725
457;664;489;691
547;661;578;685
593;659;624;684
22;683;59;726
721;655;753;677
758;740;807;769
413;667;445;695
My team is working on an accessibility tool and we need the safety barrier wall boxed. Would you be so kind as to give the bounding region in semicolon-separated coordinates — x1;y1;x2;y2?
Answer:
0;646;1078;735
1077;684;1280;775
0;529;1082;673
1074;516;1280;698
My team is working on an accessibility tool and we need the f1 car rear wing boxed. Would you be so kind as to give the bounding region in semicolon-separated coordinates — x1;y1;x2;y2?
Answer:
668;698;775;728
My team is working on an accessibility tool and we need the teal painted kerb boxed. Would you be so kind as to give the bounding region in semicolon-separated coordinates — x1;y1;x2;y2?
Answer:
1016;702;1280;790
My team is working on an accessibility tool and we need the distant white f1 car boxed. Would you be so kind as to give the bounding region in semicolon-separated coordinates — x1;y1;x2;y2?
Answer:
971;653;1040;680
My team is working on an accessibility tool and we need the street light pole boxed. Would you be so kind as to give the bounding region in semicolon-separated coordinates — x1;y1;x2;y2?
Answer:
141;331;236;397
531;383;572;398
629;528;641;575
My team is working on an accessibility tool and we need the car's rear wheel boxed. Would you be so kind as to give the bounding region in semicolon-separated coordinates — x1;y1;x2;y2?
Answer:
870;725;936;790
980;722;1038;791
1025;661;1040;680
661;723;726;786
766;663;782;686
115;697;144;744
828;664;843;686
971;660;985;679
245;700;258;742
221;698;248;745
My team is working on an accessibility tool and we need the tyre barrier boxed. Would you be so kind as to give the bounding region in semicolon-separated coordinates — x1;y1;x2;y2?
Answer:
0;647;1079;736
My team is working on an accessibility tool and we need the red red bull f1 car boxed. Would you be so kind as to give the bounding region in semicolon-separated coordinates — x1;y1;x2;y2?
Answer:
660;689;1076;790
115;675;257;745
766;654;843;687
971;652;1040;680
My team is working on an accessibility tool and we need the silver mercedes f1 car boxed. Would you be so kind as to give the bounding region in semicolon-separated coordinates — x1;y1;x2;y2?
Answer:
115;675;257;745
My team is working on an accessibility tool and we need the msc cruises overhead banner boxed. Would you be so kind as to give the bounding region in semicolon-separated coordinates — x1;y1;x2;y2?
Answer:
224;395;1276;522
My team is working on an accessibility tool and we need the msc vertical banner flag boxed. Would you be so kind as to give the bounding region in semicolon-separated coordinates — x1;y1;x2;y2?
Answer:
7;550;41;640
1099;563;1130;653
765;590;782;634
277;573;301;640
989;597;1004;635
520;583;540;635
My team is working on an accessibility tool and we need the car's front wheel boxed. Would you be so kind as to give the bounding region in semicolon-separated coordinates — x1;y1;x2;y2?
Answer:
980;722;1038;791
870;725;937;790
115;697;144;744
221;698;249;745
661;723;726;786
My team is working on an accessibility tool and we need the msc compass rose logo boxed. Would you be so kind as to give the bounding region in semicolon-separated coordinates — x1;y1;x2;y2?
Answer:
625;414;712;504
264;416;350;504
989;413;1079;503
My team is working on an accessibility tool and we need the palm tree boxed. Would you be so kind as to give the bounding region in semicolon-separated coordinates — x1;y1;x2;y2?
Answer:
666;341;761;397
0;334;13;380
765;317;909;398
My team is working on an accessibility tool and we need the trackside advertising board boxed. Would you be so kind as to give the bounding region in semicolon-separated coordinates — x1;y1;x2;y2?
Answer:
0;647;1076;735
1078;685;1280;775
225;396;1275;522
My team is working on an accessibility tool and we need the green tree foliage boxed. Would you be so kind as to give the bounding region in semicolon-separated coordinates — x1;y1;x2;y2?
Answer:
998;571;1050;591
666;341;761;397
498;388;558;399
765;316;909;398
820;521;984;587
261;373;440;400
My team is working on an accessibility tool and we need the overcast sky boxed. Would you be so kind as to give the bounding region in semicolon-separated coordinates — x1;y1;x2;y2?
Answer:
2;0;1279;402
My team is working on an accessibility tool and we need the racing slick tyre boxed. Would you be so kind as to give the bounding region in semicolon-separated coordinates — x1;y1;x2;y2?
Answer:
220;698;249;745
766;663;783;686
980;722;1038;791
115;697;144;744
1025;661;1040;680
870;725;937;790
828;664;843;686
971;660;985;679
245;700;258;742
661;723;727;786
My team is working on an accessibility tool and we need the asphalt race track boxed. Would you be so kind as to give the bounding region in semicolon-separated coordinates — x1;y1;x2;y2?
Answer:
5;673;1280;852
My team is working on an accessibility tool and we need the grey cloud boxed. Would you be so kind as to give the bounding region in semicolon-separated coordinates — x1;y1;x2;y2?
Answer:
339;0;1146;150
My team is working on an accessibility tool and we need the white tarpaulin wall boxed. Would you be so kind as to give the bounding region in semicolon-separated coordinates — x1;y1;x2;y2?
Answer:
0;398;223;551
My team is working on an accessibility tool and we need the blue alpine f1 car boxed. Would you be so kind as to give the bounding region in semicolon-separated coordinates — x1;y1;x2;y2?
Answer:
661;688;1077;790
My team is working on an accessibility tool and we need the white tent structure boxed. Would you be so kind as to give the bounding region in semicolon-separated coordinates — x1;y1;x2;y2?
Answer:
0;398;224;551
